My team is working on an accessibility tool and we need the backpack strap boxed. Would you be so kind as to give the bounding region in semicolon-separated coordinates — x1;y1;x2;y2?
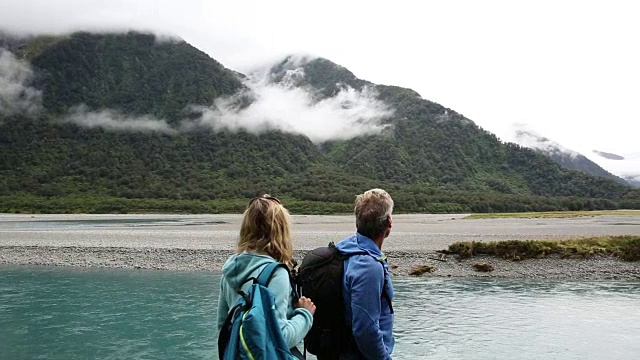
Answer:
256;262;306;359
254;261;299;302
381;275;394;314
342;248;394;314
256;262;288;287
218;300;246;359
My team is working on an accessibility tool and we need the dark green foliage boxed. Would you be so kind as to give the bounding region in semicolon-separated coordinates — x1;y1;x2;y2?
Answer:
616;238;640;261
0;194;351;215
543;150;628;185
270;56;368;98
448;236;640;261
0;33;638;214
0;119;320;200
30;32;243;123
322;81;633;201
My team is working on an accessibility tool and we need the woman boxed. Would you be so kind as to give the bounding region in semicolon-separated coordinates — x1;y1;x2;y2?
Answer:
217;194;315;357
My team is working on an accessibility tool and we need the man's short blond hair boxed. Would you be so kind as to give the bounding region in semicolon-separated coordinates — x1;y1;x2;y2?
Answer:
354;188;394;238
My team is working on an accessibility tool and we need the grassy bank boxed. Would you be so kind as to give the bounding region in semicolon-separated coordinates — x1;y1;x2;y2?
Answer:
2;194;639;216
0;194;351;215
447;236;640;261
465;210;640;219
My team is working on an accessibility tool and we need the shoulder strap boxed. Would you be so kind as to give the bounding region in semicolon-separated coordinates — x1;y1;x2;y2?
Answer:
381;276;394;314
341;247;394;313
256;262;288;287
374;259;394;314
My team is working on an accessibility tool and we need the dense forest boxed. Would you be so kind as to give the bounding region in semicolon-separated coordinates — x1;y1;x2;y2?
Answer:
1;31;638;214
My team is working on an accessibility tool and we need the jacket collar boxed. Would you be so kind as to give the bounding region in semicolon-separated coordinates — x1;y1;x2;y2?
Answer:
355;232;386;261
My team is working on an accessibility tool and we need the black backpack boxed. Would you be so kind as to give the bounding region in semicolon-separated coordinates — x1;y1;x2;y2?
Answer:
296;242;393;359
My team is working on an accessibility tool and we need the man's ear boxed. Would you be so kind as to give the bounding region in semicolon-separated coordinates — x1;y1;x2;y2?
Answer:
387;215;392;228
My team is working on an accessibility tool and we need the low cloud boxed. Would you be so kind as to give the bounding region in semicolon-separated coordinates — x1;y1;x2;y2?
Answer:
186;62;394;143
56;60;394;142
0;48;42;117
512;124;580;158
508;122;640;180
64;105;176;134
587;151;640;181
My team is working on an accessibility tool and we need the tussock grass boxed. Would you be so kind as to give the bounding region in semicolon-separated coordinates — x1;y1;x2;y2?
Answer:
447;236;640;261
466;210;640;219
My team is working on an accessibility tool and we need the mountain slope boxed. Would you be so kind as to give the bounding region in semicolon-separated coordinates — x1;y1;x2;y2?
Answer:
29;32;243;123
512;129;629;186
590;150;640;186
0;32;324;201
278;58;632;199
1;31;638;213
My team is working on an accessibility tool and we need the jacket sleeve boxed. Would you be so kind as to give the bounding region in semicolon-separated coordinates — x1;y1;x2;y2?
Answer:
347;256;391;360
269;267;314;349
216;278;230;332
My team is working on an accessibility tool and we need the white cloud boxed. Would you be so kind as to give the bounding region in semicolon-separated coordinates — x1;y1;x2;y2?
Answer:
64;105;176;134
0;0;638;154
584;151;640;182
510;124;579;158
0;48;42;117
506;122;640;181
187;62;393;142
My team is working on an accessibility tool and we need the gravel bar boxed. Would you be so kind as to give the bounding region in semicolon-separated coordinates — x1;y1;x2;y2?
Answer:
1;213;639;280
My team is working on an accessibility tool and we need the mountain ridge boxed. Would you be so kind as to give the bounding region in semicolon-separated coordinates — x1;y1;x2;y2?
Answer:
512;128;630;186
1;31;638;213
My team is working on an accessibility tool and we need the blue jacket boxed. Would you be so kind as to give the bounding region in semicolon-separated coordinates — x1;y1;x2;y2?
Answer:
337;233;395;359
216;253;313;349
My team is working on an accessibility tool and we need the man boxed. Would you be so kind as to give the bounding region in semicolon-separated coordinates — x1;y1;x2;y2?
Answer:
336;188;395;359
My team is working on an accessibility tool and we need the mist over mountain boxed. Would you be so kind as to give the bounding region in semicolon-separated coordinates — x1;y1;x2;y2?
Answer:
1;31;638;213
593;150;625;161
507;125;640;188
188;55;393;142
590;150;640;187
511;127;629;186
0;48;42;117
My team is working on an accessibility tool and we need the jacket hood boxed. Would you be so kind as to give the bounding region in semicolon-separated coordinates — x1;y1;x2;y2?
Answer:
221;253;277;289
336;233;385;260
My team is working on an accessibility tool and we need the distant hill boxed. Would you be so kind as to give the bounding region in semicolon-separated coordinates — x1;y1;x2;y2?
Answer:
273;59;634;200
1;31;638;213
626;178;640;188
512;129;629;186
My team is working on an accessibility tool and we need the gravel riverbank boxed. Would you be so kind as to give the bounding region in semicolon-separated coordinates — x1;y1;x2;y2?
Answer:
1;246;639;281
1;213;639;280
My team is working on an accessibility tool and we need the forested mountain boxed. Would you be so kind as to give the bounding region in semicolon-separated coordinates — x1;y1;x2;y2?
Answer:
511;129;629;186
1;31;638;213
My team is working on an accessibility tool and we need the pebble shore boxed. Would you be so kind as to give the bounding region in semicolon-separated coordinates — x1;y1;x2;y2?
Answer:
1;246;639;281
1;213;639;280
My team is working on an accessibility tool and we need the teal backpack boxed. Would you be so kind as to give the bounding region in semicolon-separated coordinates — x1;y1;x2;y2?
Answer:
218;262;298;360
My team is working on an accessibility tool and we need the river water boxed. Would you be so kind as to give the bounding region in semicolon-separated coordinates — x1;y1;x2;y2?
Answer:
1;265;639;359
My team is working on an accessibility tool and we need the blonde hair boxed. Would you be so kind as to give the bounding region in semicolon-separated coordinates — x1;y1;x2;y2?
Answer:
238;195;294;268
354;188;394;238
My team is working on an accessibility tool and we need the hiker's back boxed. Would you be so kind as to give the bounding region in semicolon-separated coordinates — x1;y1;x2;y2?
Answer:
216;195;315;359
298;238;394;359
218;262;296;359
303;188;396;359
217;254;313;359
337;234;395;359
298;243;352;358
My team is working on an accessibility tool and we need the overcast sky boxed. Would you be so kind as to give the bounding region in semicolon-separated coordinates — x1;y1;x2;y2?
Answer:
1;0;638;158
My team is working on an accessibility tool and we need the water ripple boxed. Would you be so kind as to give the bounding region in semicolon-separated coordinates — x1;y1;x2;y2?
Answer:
1;265;639;359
